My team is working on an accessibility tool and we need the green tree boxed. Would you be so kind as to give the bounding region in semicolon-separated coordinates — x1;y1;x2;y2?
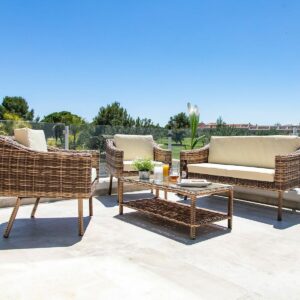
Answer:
135;117;159;128
93;102;135;127
41;111;86;148
0;96;34;121
166;112;190;130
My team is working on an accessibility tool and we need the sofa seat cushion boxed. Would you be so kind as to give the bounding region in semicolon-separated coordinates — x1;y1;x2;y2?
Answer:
123;160;163;172
208;136;300;169
14;128;48;152
114;134;154;161
188;163;275;182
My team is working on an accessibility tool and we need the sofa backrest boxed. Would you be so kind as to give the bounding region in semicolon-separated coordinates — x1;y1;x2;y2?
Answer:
114;134;154;161
208;136;300;169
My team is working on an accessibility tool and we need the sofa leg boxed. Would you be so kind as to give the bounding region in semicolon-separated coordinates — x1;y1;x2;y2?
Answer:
108;175;113;195
31;197;40;218
4;197;21;238
278;191;283;221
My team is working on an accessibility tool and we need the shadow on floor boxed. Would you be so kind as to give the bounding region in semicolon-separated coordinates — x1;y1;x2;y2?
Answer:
0;216;91;250
115;212;230;245
177;195;300;230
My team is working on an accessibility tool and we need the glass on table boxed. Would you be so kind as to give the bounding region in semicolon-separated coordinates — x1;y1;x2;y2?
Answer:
169;165;179;183
163;164;169;178
153;166;163;183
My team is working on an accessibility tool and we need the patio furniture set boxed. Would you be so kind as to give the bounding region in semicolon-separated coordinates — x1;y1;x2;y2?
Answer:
0;129;299;239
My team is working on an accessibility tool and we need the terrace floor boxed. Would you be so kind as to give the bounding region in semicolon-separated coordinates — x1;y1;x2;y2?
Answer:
1;191;300;299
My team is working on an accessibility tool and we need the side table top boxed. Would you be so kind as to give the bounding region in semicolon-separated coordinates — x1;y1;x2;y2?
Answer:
120;176;233;197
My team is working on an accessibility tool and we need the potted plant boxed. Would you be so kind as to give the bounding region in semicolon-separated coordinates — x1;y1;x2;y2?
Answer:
133;159;154;180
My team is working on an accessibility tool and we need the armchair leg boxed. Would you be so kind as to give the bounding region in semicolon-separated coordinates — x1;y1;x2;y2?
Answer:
89;197;93;216
78;198;84;236
31;197;40;218
4;197;21;238
278;191;283;221
108;175;113;195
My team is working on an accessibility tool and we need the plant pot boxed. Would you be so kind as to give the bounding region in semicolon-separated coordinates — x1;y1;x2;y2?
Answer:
139;171;150;180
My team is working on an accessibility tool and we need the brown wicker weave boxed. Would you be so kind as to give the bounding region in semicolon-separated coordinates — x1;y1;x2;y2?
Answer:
119;176;233;239
180;144;300;221
105;137;172;194
0;136;100;237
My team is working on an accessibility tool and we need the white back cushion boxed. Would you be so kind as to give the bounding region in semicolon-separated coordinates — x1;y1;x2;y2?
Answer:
114;134;154;160
208;136;300;169
14;128;48;152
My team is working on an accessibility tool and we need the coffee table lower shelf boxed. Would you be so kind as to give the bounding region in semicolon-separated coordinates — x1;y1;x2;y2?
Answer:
122;198;230;238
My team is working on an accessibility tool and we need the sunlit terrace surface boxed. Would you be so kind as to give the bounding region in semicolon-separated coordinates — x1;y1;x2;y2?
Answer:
1;189;300;299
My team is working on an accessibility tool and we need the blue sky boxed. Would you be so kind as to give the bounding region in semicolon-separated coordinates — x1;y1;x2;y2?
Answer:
1;0;299;125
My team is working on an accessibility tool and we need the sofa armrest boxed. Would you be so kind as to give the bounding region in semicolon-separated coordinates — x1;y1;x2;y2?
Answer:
105;139;124;177
275;150;300;190
153;144;172;164
180;145;210;165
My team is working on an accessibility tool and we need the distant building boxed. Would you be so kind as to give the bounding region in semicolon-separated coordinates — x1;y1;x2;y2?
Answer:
198;123;300;132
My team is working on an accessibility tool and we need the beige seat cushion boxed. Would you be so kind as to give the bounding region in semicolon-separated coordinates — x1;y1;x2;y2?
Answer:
91;168;98;182
124;160;163;172
114;134;154;160
188;163;275;182
208;136;300;169
14;128;48;152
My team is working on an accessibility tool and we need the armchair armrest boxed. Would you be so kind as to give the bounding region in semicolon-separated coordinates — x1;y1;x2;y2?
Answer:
105;139;124;177
48;146;100;175
180;145;210;166
153;144;172;164
275;150;300;190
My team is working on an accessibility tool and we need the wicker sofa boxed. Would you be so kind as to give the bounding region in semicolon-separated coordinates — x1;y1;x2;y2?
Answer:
0;135;100;237
180;136;300;221
106;134;172;194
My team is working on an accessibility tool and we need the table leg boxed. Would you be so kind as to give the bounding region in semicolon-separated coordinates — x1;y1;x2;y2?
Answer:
164;189;167;200
155;188;159;198
228;189;233;229
190;195;196;240
118;178;123;215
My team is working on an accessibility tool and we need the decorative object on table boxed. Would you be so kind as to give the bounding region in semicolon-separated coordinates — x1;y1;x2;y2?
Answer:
154;165;164;183
177;179;211;188
133;158;154;180
163;164;169;180
187;103;205;149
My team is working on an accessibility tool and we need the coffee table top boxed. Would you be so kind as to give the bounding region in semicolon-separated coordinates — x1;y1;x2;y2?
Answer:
120;176;233;197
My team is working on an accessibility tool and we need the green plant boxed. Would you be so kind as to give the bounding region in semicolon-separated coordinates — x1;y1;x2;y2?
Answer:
187;103;205;149
133;159;154;172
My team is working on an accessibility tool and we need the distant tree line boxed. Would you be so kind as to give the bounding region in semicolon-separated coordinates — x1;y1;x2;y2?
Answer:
0;96;292;151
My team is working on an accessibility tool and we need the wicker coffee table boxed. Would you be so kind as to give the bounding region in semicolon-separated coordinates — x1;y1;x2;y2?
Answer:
118;177;233;239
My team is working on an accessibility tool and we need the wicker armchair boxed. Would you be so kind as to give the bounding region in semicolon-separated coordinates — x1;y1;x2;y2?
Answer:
0;136;100;237
180;137;300;221
106;136;172;194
